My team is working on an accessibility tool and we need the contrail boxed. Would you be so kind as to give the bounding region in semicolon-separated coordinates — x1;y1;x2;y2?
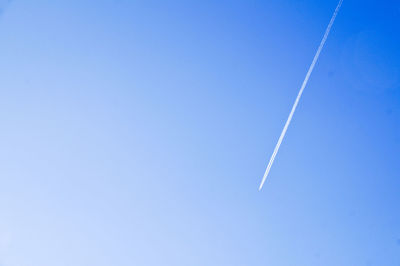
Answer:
259;0;343;191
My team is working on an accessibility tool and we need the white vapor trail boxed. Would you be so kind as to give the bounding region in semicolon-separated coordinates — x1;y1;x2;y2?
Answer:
259;0;343;191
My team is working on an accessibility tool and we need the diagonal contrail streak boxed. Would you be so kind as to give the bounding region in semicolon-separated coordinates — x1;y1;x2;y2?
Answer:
259;0;343;191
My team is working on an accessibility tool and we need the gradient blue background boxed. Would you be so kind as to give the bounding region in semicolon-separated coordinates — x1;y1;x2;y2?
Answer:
0;0;399;265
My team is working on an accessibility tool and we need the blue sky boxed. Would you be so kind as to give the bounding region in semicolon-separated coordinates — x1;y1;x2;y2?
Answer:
0;0;399;265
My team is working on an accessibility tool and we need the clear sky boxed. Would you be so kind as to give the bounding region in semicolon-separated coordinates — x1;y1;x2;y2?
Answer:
0;0;399;265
